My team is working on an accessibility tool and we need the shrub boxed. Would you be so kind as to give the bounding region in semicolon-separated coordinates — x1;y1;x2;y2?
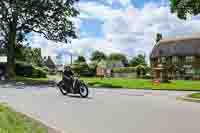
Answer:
15;61;33;77
32;68;47;78
112;67;136;73
72;62;94;77
15;61;47;78
143;74;152;79
42;66;50;72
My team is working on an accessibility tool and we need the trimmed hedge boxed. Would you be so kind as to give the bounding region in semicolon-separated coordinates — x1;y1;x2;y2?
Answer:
72;62;95;77
112;67;136;73
15;61;47;78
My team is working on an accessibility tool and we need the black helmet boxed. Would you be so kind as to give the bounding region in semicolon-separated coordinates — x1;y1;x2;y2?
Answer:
64;66;71;71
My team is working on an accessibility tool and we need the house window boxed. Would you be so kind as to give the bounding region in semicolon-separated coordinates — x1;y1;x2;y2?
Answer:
185;56;194;63
184;65;193;74
172;56;178;63
185;68;194;74
161;57;166;63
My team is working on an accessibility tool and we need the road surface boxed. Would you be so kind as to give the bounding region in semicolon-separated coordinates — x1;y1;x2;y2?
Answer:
0;84;200;133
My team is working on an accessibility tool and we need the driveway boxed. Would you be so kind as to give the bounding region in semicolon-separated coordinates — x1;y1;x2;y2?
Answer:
0;84;200;133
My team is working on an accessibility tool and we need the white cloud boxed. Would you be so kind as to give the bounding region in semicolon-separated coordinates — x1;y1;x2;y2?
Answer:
100;3;200;58
78;1;122;20
31;1;200;64
108;0;131;7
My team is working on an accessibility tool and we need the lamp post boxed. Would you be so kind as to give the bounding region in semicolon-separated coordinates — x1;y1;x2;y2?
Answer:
69;49;73;66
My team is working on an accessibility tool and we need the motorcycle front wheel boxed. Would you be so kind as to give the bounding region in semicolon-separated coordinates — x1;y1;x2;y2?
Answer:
79;83;89;98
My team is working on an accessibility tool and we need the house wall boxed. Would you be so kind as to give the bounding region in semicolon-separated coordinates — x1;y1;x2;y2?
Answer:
151;56;200;80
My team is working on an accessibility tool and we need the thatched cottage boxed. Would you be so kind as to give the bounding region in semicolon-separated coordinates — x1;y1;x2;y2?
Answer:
150;35;200;81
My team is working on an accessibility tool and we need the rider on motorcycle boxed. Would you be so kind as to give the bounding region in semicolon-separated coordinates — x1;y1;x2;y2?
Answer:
63;66;74;92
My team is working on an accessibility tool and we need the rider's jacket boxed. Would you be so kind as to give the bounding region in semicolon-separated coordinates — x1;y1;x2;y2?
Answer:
63;70;74;79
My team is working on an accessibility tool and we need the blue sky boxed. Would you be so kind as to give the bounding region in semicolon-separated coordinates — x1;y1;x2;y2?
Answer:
31;0;200;64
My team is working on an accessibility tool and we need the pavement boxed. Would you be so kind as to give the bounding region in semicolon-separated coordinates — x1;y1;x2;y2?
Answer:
0;84;200;133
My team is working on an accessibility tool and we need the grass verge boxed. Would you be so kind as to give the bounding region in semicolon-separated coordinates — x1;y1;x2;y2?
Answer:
188;93;200;99
0;103;47;133
16;76;49;81
82;77;200;91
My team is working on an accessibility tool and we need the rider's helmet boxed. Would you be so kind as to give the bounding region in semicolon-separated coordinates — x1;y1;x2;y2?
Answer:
64;66;71;72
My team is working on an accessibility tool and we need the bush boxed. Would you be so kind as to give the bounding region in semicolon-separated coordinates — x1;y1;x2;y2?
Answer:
42;66;50;72
71;62;95;77
143;74;152;79
15;61;33;77
15;61;47;78
112;67;136;73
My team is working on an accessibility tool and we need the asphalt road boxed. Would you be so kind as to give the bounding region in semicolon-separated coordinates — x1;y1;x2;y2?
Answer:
0;84;200;133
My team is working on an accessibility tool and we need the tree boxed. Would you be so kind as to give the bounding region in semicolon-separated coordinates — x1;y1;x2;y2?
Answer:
0;0;79;79
156;33;163;43
15;44;44;67
90;51;107;62
170;0;200;19
75;56;86;63
108;53;128;66
72;56;92;76
129;54;147;67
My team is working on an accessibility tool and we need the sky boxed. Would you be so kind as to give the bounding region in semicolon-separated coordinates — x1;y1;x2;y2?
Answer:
30;0;200;64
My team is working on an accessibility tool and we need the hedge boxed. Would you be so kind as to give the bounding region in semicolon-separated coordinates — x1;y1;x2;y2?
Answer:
72;62;95;77
15;61;47;78
112;67;136;73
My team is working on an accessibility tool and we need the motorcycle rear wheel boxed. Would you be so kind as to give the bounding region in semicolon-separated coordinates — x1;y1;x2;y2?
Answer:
58;84;68;96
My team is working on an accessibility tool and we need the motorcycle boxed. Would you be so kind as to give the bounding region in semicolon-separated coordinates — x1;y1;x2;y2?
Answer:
57;76;89;98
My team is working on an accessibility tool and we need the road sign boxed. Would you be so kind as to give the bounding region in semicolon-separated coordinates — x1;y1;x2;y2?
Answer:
0;56;7;63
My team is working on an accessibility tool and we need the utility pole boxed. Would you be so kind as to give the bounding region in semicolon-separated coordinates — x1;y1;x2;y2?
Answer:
70;43;73;66
70;53;73;66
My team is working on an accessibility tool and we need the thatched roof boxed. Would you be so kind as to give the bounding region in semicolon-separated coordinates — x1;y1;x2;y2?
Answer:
150;35;200;59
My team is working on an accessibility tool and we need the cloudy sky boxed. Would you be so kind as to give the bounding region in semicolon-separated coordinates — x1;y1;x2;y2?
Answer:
30;0;200;64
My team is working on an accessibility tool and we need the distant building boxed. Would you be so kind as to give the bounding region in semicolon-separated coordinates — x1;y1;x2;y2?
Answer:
96;60;124;78
44;56;57;71
150;35;200;81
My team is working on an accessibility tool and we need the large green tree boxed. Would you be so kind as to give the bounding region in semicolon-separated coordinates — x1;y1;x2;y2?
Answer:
15;44;44;67
170;0;200;19
129;54;147;67
75;56;86;63
90;51;107;62
108;53;128;66
0;0;79;79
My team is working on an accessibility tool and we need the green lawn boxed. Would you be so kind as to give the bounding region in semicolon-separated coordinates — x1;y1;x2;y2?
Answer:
82;77;200;91
16;76;49;81
0;103;47;133
188;93;200;99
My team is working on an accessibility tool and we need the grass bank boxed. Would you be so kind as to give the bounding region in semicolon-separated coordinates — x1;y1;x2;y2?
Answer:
82;77;200;91
0;103;47;133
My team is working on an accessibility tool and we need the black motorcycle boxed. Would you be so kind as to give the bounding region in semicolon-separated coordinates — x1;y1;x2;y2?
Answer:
57;77;89;98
